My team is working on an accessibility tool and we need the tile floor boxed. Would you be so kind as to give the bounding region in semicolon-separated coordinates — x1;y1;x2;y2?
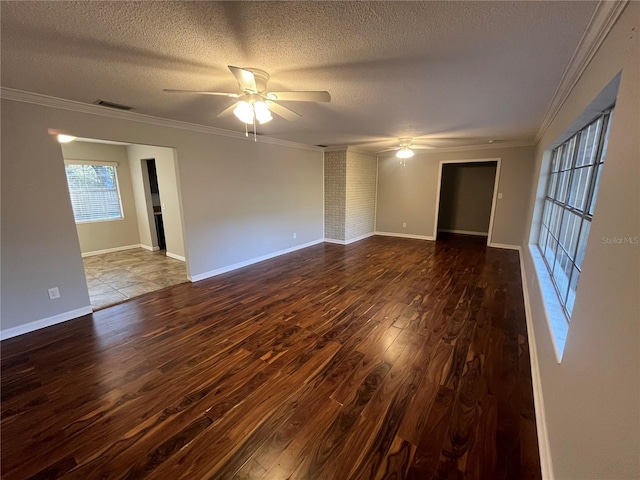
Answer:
83;248;188;310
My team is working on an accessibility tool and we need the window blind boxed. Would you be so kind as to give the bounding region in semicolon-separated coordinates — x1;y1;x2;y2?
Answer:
64;162;124;223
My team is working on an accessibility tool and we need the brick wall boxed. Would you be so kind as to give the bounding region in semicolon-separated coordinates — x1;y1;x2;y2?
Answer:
324;150;346;241
346;151;377;240
324;149;377;242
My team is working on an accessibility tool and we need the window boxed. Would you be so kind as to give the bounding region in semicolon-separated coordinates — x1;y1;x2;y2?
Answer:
537;110;612;318
64;161;124;223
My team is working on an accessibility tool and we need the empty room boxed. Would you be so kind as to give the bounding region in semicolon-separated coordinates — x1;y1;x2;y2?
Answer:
1;2;638;479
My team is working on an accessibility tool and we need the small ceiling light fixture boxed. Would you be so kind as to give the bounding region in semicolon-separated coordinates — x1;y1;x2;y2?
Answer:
232;98;274;141
233;100;255;124
232;96;273;126
396;147;414;159
57;134;77;143
253;101;273;124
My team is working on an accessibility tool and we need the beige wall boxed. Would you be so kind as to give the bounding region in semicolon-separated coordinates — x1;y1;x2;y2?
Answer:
346;150;377;241
127;144;185;259
61;141;140;254
438;162;496;234
376;145;536;245
522;4;639;479
0;100;324;333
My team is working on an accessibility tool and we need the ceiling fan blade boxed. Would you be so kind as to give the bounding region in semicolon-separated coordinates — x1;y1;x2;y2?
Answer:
268;91;331;103
228;65;258;92
216;103;239;118
163;89;239;97
267;102;301;121
377;147;400;153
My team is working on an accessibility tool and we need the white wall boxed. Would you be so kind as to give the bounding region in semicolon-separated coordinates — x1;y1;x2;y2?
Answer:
128;148;158;250
522;4;639;479
376;145;536;245
0;99;324;334
127;144;186;259
61;141;140;253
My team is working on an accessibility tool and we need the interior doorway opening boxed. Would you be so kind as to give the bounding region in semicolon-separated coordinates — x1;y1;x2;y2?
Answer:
59;136;188;310
433;159;501;245
145;159;166;250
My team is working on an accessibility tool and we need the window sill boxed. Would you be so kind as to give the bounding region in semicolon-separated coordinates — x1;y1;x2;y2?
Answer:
529;245;569;363
75;218;125;225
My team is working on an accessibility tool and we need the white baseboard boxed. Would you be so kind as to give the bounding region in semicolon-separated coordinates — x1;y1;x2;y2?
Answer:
324;232;375;245
140;244;160;252
488;242;520;250
439;229;488;237
190;239;324;282
345;232;375;244
81;244;141;257
518;246;554;480
0;306;93;341
166;252;186;262
374;231;436;241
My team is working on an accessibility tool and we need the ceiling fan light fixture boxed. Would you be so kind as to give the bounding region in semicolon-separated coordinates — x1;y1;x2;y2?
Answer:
233;100;255;124
396;147;414;159
254;101;273;124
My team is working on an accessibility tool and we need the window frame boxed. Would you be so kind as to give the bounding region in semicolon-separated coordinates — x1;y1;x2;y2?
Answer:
64;159;125;224
537;109;612;320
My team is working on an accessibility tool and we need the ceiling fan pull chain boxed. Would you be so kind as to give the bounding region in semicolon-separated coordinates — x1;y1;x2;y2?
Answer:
253;113;257;142
245;122;248;137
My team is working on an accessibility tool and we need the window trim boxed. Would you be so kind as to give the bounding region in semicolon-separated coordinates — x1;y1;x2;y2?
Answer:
529;74;619;363
64;159;125;224
536;110;611;321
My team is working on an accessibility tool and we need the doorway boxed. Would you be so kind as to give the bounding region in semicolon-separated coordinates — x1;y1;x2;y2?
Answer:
145;159;166;250
433;159;500;245
59;137;189;310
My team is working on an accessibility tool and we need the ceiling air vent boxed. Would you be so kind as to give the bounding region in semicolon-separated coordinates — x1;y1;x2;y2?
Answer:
93;99;133;111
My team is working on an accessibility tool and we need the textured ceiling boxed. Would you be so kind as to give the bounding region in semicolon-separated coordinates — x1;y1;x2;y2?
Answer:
1;1;597;151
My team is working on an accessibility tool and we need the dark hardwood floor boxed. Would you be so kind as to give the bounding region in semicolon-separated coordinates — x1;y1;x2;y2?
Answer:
1;235;541;479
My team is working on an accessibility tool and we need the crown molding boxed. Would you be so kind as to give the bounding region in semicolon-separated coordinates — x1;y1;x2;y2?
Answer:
0;88;324;152
535;0;629;143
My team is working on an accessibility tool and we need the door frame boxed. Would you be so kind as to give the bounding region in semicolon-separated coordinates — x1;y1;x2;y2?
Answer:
432;157;501;246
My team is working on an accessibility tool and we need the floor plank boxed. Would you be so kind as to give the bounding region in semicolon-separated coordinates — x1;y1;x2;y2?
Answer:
1;235;541;479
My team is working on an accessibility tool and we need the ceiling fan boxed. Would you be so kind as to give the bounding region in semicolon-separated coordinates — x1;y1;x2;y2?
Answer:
379;138;436;160
377;137;504;161
164;65;331;128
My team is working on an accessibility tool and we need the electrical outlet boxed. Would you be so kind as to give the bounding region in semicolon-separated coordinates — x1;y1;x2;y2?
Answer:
402;222;407;228
293;232;297;239
48;287;60;300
